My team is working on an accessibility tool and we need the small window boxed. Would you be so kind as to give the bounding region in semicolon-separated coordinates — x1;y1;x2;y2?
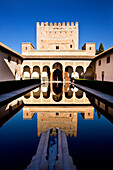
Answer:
98;100;100;106
25;47;27;50
8;56;11;62
105;105;108;112
17;60;19;65
107;56;110;63
56;46;59;49
56;112;59;116
102;71;104;81
70;44;72;48
89;47;91;50
99;60;101;66
70;114;72;117
26;112;28;116
88;113;90;116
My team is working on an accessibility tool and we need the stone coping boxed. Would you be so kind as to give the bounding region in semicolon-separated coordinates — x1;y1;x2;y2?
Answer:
74;83;113;107
0;83;41;107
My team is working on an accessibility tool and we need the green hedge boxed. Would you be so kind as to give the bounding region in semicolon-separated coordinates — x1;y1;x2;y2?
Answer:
0;79;41;95
74;79;113;96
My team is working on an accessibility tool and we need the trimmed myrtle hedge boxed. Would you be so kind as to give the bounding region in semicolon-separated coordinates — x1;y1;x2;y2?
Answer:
74;79;113;96
0;79;41;95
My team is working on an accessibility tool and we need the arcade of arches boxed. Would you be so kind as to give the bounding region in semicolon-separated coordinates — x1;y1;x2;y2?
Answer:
22;60;94;81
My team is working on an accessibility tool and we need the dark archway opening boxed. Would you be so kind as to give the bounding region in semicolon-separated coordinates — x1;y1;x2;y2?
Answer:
53;83;63;95
53;69;63;81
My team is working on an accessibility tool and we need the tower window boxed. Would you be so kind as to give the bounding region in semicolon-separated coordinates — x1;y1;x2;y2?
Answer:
70;45;72;48
56;46;59;49
56;112;59;116
107;56;110;63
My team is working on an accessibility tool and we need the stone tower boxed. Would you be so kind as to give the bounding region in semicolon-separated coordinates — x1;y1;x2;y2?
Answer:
36;22;79;50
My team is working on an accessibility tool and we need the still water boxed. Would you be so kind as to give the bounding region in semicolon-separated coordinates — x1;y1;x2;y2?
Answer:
0;82;113;170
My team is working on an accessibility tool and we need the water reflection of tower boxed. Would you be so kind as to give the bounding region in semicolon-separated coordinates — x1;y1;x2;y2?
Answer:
37;112;77;137
23;105;94;137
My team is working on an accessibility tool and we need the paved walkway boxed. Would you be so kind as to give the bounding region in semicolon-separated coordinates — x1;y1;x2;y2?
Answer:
0;83;41;106
74;83;113;106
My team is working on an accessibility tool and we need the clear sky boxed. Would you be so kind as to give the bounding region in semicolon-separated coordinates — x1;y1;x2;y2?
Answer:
0;0;113;54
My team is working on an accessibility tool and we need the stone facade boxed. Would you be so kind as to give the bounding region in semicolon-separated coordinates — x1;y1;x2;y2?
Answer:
94;47;113;81
36;22;79;51
0;42;23;81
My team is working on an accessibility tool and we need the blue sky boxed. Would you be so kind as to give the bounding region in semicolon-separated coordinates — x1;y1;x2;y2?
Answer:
0;0;113;53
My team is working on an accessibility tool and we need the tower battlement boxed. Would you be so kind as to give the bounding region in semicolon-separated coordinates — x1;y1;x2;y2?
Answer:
36;22;79;50
37;22;78;27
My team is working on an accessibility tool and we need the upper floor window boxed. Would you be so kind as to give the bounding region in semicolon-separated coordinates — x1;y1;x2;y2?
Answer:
56;112;59;116
8;56;11;62
99;60;101;66
88;112;90;116
70;44;72;48
25;47;27;50
107;56;110;63
56;46;59;49
89;47;92;50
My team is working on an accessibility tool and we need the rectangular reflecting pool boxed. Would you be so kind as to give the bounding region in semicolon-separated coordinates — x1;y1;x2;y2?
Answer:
0;82;113;170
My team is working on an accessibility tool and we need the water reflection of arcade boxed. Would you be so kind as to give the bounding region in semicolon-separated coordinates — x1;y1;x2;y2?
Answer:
23;83;90;104
23;105;94;137
88;96;113;124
